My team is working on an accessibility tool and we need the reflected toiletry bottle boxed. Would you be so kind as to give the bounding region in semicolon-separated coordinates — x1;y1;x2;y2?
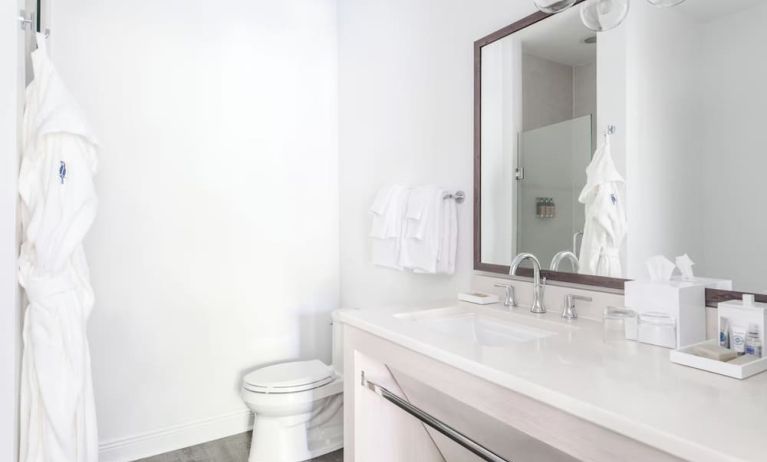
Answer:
719;317;730;348
745;324;762;358
536;198;542;218
732;326;747;355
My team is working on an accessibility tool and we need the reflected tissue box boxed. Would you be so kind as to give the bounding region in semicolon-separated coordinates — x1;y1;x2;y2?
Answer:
624;280;708;349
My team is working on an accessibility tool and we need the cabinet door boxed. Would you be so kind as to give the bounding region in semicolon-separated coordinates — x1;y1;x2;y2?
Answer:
391;368;580;462
354;353;578;462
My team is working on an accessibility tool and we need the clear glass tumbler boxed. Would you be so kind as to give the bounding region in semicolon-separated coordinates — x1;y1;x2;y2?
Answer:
603;306;636;343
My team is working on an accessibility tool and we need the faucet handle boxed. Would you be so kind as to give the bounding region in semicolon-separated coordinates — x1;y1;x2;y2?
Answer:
562;294;592;320
494;283;517;308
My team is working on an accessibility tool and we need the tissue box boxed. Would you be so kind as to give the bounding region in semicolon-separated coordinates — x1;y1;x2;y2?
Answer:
624;280;707;348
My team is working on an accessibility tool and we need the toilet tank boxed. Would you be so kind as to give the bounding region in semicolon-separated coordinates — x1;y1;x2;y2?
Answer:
330;310;345;375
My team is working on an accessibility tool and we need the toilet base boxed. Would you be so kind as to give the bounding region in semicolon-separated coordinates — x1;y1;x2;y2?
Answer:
248;394;343;462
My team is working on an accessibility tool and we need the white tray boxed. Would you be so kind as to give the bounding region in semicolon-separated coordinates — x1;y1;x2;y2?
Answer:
670;339;767;379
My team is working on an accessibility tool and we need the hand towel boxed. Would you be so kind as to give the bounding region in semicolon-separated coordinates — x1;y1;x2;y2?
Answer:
400;187;442;273
369;185;408;269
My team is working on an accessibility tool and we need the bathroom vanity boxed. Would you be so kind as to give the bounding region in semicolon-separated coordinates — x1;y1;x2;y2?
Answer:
344;1;767;460
339;297;767;462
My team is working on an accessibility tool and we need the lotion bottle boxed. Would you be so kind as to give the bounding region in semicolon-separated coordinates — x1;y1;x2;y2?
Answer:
745;324;762;358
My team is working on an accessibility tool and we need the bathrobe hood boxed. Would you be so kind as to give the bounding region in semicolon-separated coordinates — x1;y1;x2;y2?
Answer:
24;35;98;154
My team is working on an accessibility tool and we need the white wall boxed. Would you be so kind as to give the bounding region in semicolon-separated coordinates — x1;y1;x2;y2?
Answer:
338;0;540;308
1;2;23;460
522;53;573;131
620;1;704;279
480;37;521;266
698;3;767;290
50;1;339;459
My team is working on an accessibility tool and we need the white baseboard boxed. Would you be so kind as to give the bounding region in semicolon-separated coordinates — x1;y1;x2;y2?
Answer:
99;409;253;462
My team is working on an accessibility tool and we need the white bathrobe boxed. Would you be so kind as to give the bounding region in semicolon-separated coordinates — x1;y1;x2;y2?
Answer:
19;35;99;462
578;135;626;278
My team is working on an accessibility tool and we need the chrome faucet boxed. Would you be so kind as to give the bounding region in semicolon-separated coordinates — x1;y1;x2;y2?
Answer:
494;283;517;308
550;251;579;273
562;294;592;320
510;253;546;314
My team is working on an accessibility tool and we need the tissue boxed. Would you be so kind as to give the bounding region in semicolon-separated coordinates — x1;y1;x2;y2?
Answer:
645;255;676;281
675;254;695;280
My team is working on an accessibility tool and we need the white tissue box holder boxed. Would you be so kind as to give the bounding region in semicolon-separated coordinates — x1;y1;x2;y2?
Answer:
624;280;707;349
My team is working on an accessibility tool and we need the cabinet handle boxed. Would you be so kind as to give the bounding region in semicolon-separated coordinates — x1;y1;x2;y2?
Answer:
362;371;510;462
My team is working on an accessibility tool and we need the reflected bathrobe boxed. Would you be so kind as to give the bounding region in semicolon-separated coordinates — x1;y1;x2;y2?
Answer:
577;135;626;278
19;35;99;462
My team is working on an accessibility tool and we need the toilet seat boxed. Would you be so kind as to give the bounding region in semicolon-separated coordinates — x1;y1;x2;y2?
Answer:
243;359;334;394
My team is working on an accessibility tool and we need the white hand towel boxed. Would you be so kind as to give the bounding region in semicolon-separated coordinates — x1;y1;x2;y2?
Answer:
369;184;407;239
370;185;408;269
436;196;458;275
369;184;458;274
401;187;442;273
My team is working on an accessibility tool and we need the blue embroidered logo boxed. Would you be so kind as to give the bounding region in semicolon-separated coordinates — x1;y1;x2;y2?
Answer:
59;161;67;184
610;193;617;206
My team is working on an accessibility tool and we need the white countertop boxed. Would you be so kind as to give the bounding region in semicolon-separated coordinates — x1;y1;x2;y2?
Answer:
338;302;767;462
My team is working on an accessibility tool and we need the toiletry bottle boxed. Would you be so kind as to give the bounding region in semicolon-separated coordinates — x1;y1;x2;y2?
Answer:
732;326;747;355
745;324;762;358
550;198;555;218
719;317;730;349
536;199;542;218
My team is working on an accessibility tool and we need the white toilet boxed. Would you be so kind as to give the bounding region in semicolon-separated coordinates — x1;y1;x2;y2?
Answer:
241;311;344;462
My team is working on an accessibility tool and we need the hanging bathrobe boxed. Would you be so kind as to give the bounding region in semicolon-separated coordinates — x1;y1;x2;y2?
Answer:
577;135;626;278
19;34;99;462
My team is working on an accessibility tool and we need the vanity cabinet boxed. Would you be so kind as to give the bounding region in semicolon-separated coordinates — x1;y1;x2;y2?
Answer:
343;325;683;462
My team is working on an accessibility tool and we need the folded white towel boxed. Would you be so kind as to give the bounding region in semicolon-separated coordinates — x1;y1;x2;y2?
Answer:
369;184;458;275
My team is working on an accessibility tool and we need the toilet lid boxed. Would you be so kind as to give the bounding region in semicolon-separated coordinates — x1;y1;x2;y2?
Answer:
243;360;334;394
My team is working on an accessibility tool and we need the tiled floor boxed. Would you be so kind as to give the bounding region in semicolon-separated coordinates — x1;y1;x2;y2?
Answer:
135;432;343;462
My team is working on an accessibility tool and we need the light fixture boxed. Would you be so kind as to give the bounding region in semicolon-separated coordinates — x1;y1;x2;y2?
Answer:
580;0;630;32
646;0;686;7
533;0;578;14
532;0;686;33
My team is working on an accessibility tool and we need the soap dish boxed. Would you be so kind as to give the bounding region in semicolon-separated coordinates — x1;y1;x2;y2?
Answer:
670;339;767;379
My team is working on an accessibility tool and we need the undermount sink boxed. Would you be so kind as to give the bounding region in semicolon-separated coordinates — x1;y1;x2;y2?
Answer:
394;307;556;347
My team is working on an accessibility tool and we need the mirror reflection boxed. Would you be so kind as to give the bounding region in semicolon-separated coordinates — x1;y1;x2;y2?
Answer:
478;0;767;292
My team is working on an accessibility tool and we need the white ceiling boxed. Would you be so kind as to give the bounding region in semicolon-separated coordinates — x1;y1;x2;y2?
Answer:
675;0;764;23
516;5;596;68
511;0;764;68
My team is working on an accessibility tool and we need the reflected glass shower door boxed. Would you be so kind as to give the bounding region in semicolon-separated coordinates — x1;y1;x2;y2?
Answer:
516;115;592;271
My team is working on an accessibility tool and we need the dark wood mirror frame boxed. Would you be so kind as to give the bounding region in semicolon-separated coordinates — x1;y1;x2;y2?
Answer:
472;4;765;307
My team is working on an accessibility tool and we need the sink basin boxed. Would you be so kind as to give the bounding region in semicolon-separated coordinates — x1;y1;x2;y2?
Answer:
395;308;556;347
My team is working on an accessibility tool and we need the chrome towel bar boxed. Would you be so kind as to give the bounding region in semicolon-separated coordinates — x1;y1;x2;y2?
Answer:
361;371;509;462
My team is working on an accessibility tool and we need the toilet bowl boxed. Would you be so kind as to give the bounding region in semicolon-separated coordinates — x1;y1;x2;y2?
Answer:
241;312;345;462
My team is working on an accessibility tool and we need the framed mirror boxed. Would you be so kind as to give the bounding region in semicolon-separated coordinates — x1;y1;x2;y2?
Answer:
474;0;767;301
